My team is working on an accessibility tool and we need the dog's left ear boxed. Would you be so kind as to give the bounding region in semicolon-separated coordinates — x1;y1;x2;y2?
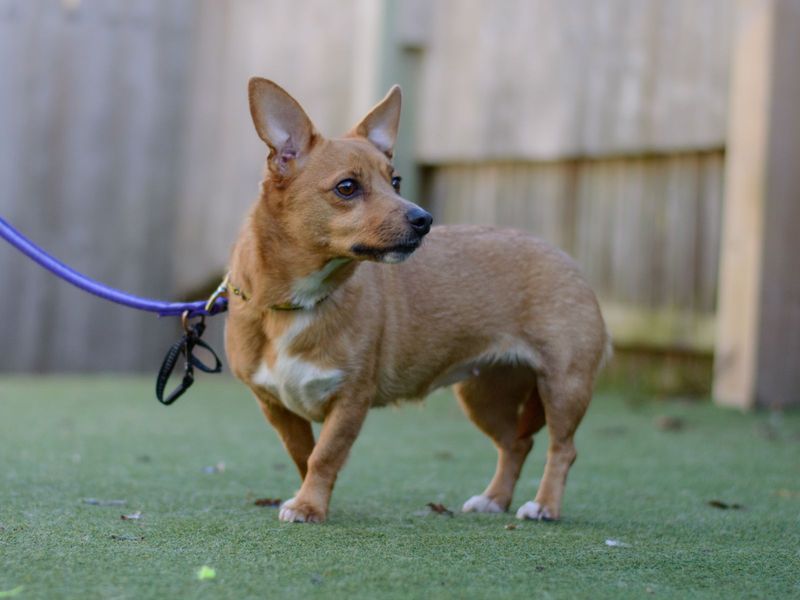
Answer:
249;78;318;179
350;85;402;159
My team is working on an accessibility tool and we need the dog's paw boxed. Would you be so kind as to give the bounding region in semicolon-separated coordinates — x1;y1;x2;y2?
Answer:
278;497;325;523
515;501;556;521
462;494;505;513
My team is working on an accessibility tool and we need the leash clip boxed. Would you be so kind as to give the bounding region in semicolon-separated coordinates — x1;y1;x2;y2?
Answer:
205;274;230;314
156;310;223;405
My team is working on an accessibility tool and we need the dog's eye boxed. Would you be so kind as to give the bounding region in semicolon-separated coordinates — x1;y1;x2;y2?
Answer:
334;178;359;199
391;176;402;193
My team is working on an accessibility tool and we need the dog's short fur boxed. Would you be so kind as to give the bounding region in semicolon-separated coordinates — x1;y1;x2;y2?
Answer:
225;79;611;523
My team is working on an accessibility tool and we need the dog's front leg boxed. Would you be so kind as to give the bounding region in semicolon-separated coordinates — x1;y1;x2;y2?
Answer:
252;389;315;480
279;395;369;523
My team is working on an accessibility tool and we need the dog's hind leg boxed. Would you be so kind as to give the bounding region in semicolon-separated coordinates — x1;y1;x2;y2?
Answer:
252;388;315;480
516;371;592;521
456;366;546;513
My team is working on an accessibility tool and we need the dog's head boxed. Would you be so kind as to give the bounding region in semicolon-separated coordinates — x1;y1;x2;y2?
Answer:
248;78;432;264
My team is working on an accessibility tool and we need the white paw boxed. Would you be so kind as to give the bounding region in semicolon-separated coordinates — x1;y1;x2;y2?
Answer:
278;497;322;523
515;501;553;521
279;497;303;522
462;494;504;513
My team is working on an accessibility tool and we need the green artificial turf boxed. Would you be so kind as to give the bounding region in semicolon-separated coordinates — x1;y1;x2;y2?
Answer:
1;376;799;599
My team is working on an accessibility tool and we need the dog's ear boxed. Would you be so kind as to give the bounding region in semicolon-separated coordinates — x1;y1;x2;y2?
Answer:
350;85;402;158
248;78;317;179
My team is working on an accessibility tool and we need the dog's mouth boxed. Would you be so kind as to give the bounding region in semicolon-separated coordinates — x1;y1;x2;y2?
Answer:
351;238;422;263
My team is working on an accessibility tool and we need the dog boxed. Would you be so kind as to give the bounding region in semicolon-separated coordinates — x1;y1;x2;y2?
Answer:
224;79;611;523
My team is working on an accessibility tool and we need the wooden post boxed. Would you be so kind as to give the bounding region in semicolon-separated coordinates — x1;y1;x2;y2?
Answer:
376;0;429;207
714;0;800;409
351;0;426;204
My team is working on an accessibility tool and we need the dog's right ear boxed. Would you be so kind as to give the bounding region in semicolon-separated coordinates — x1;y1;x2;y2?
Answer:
248;78;317;179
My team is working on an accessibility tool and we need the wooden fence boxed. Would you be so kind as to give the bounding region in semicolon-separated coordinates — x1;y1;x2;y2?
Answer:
424;152;724;351
0;0;735;371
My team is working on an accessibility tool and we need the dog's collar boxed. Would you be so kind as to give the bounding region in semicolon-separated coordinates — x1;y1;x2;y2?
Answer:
206;273;328;312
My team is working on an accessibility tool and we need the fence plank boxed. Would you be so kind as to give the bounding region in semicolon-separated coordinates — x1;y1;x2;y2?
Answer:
714;0;800;408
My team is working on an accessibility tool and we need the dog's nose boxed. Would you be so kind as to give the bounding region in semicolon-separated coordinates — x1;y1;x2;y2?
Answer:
406;207;433;236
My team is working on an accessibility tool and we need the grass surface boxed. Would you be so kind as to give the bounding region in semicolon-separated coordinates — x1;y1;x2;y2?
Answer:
1;376;799;599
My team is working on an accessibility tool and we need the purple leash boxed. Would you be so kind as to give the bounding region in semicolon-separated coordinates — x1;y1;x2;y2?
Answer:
1;215;227;404
0;216;227;317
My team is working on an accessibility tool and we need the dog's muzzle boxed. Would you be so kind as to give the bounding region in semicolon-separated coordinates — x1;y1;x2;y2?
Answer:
350;206;432;263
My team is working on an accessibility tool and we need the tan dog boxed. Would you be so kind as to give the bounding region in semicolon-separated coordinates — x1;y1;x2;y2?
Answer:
225;79;611;523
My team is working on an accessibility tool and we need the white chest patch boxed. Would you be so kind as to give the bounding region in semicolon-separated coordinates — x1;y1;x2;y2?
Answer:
290;257;351;309
251;314;344;422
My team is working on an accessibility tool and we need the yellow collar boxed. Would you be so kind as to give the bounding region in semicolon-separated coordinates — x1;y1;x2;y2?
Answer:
205;273;327;312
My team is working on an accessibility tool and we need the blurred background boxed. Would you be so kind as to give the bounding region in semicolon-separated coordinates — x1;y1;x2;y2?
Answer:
0;0;798;410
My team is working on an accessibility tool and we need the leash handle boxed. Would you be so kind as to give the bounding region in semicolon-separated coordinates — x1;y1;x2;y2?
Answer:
155;337;194;405
155;315;222;405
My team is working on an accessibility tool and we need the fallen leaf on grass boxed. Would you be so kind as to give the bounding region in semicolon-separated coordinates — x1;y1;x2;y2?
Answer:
504;523;517;530
121;511;142;521
202;462;226;474
707;500;743;510
655;416;685;431
426;502;454;517
254;498;282;507
83;498;127;507
605;539;631;547
110;534;143;541
196;566;216;580
0;586;24;598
